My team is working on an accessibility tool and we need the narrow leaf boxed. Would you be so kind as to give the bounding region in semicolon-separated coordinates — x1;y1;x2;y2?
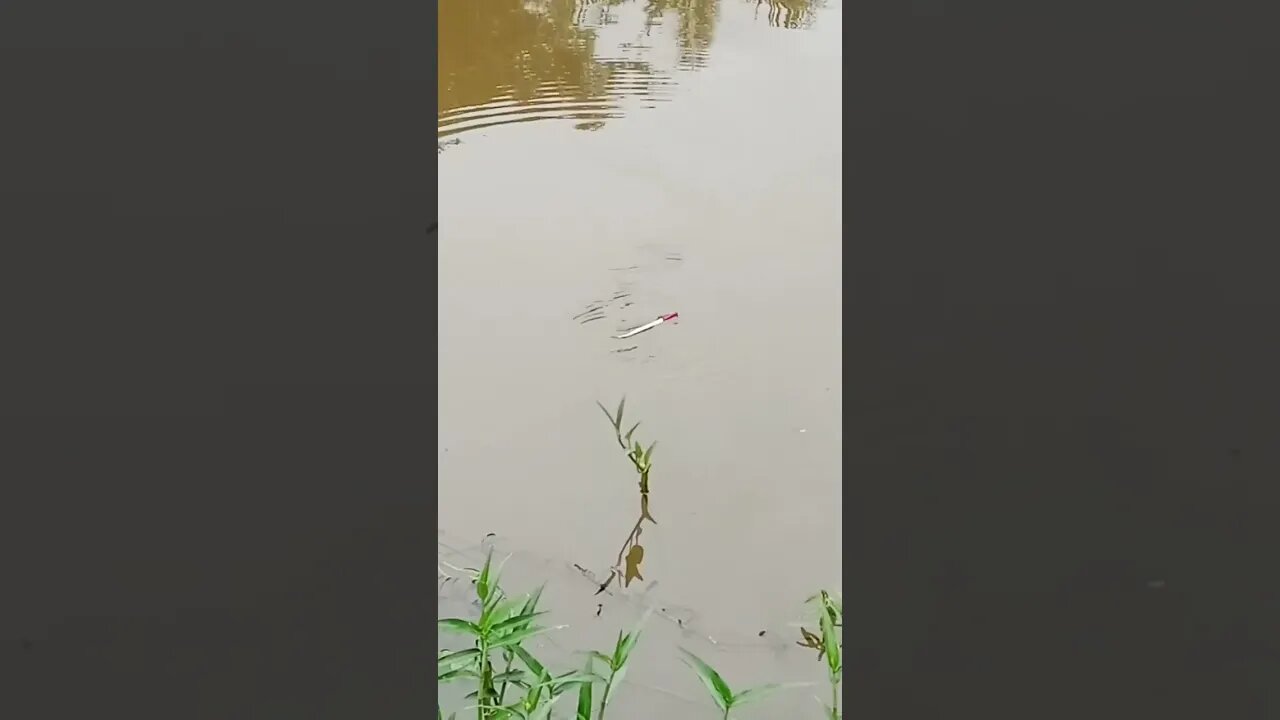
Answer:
820;605;841;676
732;682;813;708
483;597;526;631
615;396;626;429
527;694;561;720
490;610;549;636
679;648;734;711
611;629;629;667
437;648;481;674
490;670;528;684
576;656;595;720
596;400;615;427
490;624;553;649
522;584;546;616
617;608;651;664
476;551;494;603
576;676;594;720
513;646;546;678
486;706;522;720
604;664;631;703
438;618;482;637
547;671;601;690
438;667;481;683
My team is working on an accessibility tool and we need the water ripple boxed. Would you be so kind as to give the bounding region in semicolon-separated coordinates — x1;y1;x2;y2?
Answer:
439;61;677;140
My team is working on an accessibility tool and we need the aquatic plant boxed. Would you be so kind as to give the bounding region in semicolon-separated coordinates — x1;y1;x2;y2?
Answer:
437;548;647;720
680;647;811;719
438;400;841;718
677;589;842;719
591;397;657;593
796;590;843;719
438;550;836;719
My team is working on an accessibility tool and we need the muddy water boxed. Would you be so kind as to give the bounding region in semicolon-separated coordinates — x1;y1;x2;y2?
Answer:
438;0;841;715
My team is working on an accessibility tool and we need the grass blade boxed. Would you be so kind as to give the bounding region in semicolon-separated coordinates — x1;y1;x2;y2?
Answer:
616;608;651;665
483;597;527;631
490;610;549;636
490;624;553;649
548;671;600;689
476;551;494;603
513;646;546;678
679;649;734;712
437;648;481;674
521;584;546;615
528;694;561;720
437;618;482;637
825;591;843;619
610;630;629;668
576;659;595;720
596;401;616;427
731;682;813;708
438;668;481;683
820;605;841;676
490;669;529;685
614;396;626;429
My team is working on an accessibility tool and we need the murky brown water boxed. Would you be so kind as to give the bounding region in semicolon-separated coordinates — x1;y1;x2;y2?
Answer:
438;0;841;715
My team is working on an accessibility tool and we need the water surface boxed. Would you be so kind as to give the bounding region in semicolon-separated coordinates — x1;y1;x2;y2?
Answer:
439;1;841;715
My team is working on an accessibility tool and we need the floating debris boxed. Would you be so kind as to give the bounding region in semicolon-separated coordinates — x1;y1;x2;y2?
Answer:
614;312;678;340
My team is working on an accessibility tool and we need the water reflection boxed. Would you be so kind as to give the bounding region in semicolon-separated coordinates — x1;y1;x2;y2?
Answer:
640;0;719;69
438;0;674;140
750;0;824;29
438;0;827;142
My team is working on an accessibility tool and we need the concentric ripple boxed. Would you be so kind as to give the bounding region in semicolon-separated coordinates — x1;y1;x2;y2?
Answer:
438;61;677;139
439;0;717;143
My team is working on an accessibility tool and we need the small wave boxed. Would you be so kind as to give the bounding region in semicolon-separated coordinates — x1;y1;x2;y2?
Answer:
437;65;676;141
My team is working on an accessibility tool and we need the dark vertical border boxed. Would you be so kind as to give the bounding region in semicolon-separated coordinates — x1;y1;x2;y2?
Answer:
852;4;1277;719
0;0;438;715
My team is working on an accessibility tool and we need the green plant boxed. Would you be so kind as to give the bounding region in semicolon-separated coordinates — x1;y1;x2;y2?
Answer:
438;558;839;718
596;396;657;503
592;396;659;594
680;648;809;719
437;551;594;719
796;590;843;719
582;609;650;719
437;397;842;718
